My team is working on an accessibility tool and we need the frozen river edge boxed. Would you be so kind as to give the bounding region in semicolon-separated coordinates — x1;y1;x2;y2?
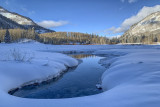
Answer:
1;42;160;107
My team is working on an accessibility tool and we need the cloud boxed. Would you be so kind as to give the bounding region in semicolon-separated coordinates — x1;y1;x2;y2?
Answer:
121;0;125;2
0;0;35;16
128;0;137;3
4;0;9;5
37;20;69;28
109;5;160;34
0;0;16;8
121;0;137;3
20;7;35;15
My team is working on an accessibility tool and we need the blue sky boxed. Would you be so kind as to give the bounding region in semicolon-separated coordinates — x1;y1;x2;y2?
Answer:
0;0;160;36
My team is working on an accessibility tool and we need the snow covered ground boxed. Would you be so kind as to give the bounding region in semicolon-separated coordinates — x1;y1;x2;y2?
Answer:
0;41;160;107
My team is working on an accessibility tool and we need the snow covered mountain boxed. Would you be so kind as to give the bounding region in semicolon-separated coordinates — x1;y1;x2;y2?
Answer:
0;7;35;25
0;14;25;29
0;6;54;33
123;11;160;37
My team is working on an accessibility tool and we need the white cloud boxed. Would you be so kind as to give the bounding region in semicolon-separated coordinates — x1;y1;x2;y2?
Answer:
121;0;125;2
4;0;9;5
109;5;160;34
37;20;69;28
0;0;35;16
121;0;137;3
21;7;35;15
128;0;137;3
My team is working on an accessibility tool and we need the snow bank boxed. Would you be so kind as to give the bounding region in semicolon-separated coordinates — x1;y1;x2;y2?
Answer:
1;41;160;107
100;50;160;107
0;42;78;93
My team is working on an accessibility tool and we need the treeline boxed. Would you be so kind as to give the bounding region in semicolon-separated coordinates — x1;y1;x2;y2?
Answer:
0;28;37;42
1;28;160;45
120;33;160;44
38;32;109;45
0;29;110;44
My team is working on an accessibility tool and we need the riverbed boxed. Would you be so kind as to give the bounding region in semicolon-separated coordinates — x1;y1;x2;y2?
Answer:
11;54;107;99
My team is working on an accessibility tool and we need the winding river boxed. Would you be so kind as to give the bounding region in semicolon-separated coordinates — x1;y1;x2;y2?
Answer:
11;54;107;99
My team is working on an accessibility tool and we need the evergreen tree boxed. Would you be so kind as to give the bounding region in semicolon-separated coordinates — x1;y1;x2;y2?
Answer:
4;29;11;43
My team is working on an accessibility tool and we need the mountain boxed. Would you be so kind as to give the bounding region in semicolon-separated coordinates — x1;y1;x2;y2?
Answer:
122;11;160;37
0;14;25;29
0;6;54;33
121;11;160;44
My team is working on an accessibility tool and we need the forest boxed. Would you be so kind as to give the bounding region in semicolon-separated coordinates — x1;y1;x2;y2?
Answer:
120;33;160;44
0;28;160;45
38;32;110;45
0;28;112;45
0;28;36;43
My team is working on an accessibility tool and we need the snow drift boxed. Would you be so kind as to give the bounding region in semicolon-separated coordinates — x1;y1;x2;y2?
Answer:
0;42;160;107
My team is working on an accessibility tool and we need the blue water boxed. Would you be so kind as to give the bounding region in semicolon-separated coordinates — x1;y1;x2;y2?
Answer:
12;55;106;99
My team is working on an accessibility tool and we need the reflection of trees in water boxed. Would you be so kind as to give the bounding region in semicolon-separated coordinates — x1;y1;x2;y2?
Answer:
70;54;95;59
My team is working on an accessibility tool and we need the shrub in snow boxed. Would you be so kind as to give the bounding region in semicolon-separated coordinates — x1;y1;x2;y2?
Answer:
11;49;26;62
10;49;34;62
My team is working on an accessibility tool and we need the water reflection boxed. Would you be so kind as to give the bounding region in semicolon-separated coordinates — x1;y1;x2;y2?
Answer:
69;54;95;59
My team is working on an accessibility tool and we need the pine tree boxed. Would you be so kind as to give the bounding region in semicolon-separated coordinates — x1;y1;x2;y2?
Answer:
4;29;11;43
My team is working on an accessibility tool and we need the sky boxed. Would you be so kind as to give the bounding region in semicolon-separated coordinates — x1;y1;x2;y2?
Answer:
0;0;160;37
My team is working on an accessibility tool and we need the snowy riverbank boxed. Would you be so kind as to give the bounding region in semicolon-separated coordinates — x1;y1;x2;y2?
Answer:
1;41;160;107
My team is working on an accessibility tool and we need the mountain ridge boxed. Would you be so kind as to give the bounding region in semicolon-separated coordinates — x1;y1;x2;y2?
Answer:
0;6;55;33
120;11;160;44
123;11;160;37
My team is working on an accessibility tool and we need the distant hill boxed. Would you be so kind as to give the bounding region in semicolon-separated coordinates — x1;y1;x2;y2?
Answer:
0;6;54;33
121;11;160;44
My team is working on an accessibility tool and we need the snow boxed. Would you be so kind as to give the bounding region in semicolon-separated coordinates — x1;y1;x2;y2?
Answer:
0;9;34;25
0;42;78;92
0;8;4;11
35;29;49;34
0;41;160;107
126;11;160;36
